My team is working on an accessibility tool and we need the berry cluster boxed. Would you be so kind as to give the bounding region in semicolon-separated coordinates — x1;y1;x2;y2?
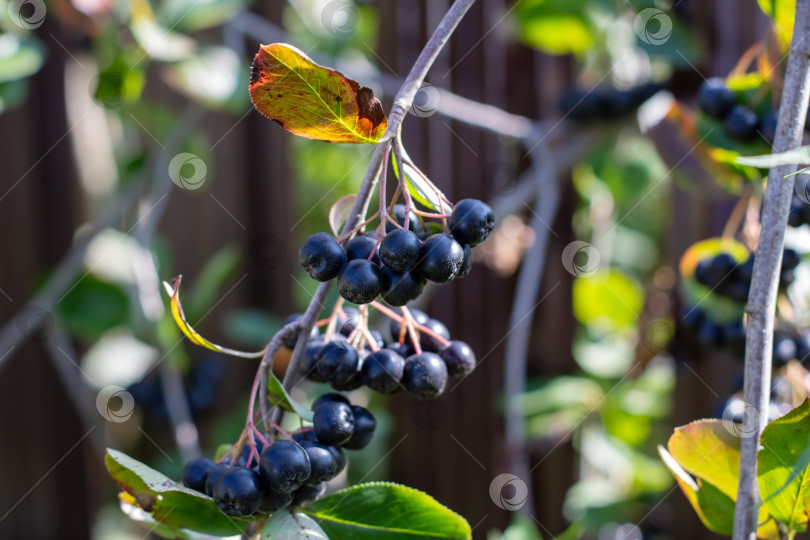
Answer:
180;394;375;517
299;199;494;306
697;77;776;144
558;83;661;123
693;248;799;303
300;308;476;399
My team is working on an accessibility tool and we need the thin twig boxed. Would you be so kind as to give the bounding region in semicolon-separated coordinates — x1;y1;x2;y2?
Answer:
732;2;810;537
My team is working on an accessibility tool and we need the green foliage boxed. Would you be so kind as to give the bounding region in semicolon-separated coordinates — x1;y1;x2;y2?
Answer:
57;276;130;339
263;510;328;538
572;269;644;335
515;0;595;55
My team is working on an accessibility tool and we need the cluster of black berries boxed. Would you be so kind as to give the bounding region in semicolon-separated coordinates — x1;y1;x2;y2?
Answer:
298;199;494;306
693;248;799;303
788;194;810;227
697;77;777;144
299;308;476;399
180;394;375;517
558;82;661;123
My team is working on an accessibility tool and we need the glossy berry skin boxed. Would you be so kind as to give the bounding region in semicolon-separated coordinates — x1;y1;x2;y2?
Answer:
450;199;495;246
329;445;347;474
301;338;326;382
259;440;311;494
708;253;737;285
697;78;736;119
337;259;383;304
299;232;347;282
389;309;429;340
343;406;376;450
366;330;385;350
379;229;422;271
181;456;216;493
418;234;465;284
345;235;381;265
205;464;231;497
312;392;350;411
457;245;473;278
292;482;327;506
338;308;361;336
724;105;758;142
212;468;264;517
783;248;800;270
313;401;355;446
386;342;414;360
259;489;294;513
439;340;476;378
419;318;451;353
300;441;339;484
402;353;448;399
291;429;317;444
773;334;797;366
381;267;424;306
316;342;359;385
694;259;714;287
386;204;423;235
362;349;405;394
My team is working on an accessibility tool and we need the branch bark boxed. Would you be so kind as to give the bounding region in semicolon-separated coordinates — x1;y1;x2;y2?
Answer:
732;3;810;537
273;0;478;419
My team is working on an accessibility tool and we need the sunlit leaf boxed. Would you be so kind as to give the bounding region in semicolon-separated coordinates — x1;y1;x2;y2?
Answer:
302;482;471;539
757;0;795;52
572;269;644;334
106;449;253;537
157;0;248;31
392;140;448;212
250;43;387;143
667;419;740;500
758;399;810;534
515;0;594;55
162;276;265;358
329;194;358;237
736;146;810;168
263;509;327;539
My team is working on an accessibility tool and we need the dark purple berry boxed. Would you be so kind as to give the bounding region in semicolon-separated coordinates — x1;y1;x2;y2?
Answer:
299;232;347;282
697;78;736;119
337;259;383;304
379;229;421;272
343;406;376;450
316;342;359;385
439;340;476;378
213;468;264;517
449;199;494;246
300;441;339;484
724;105;758;142
419;318;450;353
259;440;311;494
381;267;424;306
292;482;327;506
205;464;231;497
259;490;294;513
362;349;405;394
457;244;473;278
313;401;355;446
345;235;381;265
181;456;216;493
418;234;464;283
402;352;448;399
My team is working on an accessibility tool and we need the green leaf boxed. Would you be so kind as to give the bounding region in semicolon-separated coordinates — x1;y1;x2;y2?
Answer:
164;46;247;112
393;140;447;212
736;146;810;168
249;43;387;143
267;370;314;422
186;245;241;319
757;0;795;52
105;449;253;537
56;276;130;339
263;509;328;539
667;419;740;500
572;269;644;334
157;0;248;31
0;34;45;83
302;482;472;539
515;0;594;55
758;399;810;534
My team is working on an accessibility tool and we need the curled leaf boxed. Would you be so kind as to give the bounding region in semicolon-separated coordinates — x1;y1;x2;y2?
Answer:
267;371;314;422
392;140;448;212
163;276;265;358
250;43;387;143
328;194;357;237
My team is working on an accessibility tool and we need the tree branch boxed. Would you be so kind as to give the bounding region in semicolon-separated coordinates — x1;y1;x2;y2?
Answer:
732;3;810;537
270;0;478;426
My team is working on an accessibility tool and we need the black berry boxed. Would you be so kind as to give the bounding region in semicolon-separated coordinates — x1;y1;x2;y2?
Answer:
449;199;494;246
419;318;450;353
439;340;476;378
299;232;347;282
316;342;359;385
300;441;340;484
313;401;355;446
259;440;311;493
337;259;383;304
724;105;758;142
292;482;327;506
457;244;473;278
345;235;381;265
312;392;351;411
402;352;448;399
418;234;464;283
259;490;294;513
697;78;736;119
759;110;778;144
205;464;231;497
386;204;423;235
181;456;216;493
390;309;428;340
773;333;797;366
379;229;422;271
343;406;376;450
381;267;424;306
362;349;405;394
282;313;319;349
212;468;264;517
783;248;800;270
301;338;326;382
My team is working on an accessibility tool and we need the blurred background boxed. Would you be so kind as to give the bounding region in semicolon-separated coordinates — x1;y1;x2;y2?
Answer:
0;0;797;538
